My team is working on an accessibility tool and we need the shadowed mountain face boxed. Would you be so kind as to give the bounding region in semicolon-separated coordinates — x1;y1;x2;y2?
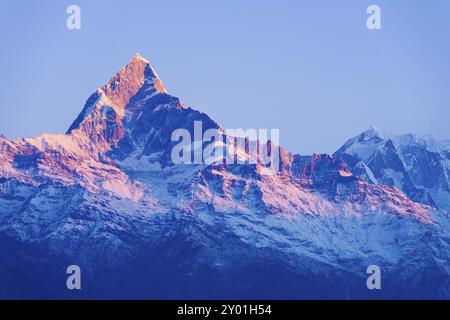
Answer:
0;55;449;299
334;127;450;211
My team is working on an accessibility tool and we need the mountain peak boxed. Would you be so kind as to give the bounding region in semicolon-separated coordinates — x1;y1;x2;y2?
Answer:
130;52;149;64
67;54;168;135
356;125;387;143
363;125;383;137
99;54;167;111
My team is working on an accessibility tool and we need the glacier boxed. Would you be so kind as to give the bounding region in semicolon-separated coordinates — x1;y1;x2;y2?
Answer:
0;54;449;299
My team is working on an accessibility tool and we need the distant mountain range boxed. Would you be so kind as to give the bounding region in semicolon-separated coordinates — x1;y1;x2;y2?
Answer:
0;54;449;299
335;126;450;210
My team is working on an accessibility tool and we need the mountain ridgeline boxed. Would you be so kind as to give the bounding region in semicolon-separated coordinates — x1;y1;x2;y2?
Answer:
0;55;449;299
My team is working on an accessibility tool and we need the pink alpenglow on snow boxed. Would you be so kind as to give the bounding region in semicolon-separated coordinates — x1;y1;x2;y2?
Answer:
0;55;433;224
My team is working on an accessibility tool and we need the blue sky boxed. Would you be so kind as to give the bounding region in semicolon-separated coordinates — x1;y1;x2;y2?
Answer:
1;0;449;154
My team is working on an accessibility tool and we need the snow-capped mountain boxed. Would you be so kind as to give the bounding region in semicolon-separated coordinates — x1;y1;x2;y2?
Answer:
0;55;449;299
334;126;450;211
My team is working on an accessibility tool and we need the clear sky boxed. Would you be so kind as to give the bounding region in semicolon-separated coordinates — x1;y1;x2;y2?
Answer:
1;0;449;154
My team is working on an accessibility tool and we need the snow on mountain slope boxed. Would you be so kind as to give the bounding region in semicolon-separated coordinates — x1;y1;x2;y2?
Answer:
334;127;450;210
0;55;448;299
0;55;432;221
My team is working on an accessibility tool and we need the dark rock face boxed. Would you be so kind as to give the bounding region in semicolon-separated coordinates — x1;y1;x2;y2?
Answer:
334;128;450;210
0;55;448;299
